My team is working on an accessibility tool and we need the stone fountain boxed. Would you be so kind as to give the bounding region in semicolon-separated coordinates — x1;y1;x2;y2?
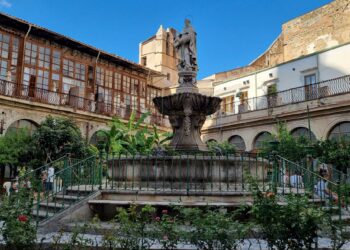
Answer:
153;19;221;151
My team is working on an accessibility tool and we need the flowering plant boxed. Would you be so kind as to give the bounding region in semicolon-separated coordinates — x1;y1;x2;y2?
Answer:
0;188;36;249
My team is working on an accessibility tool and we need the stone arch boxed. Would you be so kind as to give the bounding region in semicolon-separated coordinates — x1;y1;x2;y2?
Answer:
228;135;246;151
290;127;316;142
252;131;272;151
327;121;350;142
88;125;109;143
322;118;350;140
6;119;39;135
89;129;108;146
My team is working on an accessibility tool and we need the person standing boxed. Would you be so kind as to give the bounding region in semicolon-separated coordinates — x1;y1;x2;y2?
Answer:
47;166;54;192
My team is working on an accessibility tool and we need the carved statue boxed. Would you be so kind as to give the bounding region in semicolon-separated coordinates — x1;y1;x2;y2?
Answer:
174;19;197;72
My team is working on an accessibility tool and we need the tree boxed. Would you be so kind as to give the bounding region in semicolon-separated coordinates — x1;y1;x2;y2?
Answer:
99;111;172;155
0;129;35;169
207;140;236;155
314;139;350;173
32;116;88;163
261;123;310;162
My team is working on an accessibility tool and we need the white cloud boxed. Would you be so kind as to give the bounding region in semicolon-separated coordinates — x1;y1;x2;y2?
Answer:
0;0;11;8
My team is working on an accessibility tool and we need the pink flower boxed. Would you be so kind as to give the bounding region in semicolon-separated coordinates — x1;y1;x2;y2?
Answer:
155;216;161;221
18;215;28;222
162;209;168;214
163;235;168;241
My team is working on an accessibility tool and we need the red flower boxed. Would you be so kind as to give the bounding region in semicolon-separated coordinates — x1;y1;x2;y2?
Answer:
162;209;168;214
18;215;28;222
155;216;161;221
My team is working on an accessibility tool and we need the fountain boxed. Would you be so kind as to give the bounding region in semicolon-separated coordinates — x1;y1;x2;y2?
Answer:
153;19;221;152
106;20;268;196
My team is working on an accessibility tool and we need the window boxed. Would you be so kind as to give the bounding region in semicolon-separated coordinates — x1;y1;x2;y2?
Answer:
328;122;350;142
123;76;131;93
38;47;51;69
166;34;170;55
0;60;7;80
253;132;272;150
75;63;85;81
23;67;36;87
147;87;160;113
105;70;113;88
167;73;170;81
304;74;316;85
228;135;246;151
24;42;38;66
141;56;147;66
131;78;139;95
0;33;19;82
115;72;122;91
140;80;146;97
304;74;317;100
52;50;61;71
291;127;316;142
11;38;19;82
0;33;10;60
63;59;74;78
223;96;234;113
6;119;38;136
36;69;49;90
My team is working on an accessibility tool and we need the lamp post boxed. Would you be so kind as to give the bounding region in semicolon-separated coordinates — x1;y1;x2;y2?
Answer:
0;111;6;135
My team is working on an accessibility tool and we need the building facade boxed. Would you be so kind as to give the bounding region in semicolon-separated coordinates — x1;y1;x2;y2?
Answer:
201;0;350;151
139;25;179;86
0;13;169;141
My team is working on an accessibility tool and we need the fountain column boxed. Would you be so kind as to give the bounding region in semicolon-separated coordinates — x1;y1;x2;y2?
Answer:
153;19;221;152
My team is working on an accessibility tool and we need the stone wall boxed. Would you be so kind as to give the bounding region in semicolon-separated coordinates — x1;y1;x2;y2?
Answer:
282;0;350;61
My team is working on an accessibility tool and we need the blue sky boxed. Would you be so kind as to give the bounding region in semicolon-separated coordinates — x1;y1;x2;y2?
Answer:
0;0;332;79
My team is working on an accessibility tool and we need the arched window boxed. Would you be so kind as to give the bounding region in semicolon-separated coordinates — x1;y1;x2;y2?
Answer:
6;119;38;135
89;130;107;146
228;135;246;151
253;132;272;150
328;122;350;142
291;127;316;141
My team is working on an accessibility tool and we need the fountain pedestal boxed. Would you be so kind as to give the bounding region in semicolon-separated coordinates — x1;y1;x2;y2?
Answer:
153;89;221;152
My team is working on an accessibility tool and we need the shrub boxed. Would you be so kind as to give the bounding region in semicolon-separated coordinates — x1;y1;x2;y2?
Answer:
0;189;36;249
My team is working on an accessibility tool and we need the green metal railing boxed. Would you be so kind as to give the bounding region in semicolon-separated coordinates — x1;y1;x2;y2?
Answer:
104;152;274;194
275;155;347;220
17;155;70;189
14;151;348;225
19;155;102;225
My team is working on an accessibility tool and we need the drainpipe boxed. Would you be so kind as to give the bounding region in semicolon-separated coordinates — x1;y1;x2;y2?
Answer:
19;24;32;87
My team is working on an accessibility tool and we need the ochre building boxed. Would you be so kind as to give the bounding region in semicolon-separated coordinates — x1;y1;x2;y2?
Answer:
0;13;169;141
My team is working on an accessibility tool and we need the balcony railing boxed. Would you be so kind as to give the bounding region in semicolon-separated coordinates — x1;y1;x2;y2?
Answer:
0;80;168;127
217;75;350;117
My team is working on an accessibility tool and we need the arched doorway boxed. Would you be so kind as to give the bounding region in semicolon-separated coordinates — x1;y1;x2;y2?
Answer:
6;119;38;135
328;122;350;142
253;131;272;151
228;135;246;151
291;127;316;142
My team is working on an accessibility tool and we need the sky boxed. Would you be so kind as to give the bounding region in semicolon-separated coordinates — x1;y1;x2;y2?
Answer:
0;0;333;79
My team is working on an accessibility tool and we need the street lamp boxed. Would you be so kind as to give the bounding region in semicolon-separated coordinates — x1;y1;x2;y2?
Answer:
0;111;6;135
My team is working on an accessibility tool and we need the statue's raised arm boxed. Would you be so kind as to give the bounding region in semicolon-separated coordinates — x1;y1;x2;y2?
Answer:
174;19;198;73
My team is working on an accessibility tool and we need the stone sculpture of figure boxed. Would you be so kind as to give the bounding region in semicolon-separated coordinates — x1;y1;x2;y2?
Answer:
174;19;197;72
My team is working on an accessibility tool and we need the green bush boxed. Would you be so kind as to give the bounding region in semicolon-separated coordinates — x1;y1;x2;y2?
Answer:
0;189;36;250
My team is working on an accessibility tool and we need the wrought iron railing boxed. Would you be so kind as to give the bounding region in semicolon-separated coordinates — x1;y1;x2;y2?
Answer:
28;155;101;224
216;75;350;116
0;79;167;127
14;151;347;225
